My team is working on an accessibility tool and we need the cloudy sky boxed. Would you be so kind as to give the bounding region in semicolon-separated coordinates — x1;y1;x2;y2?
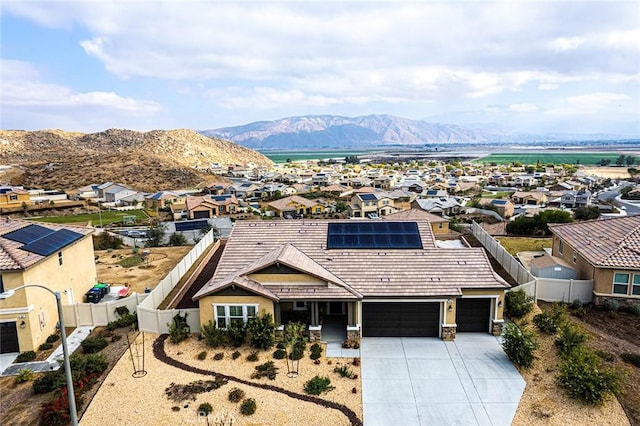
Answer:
1;0;639;135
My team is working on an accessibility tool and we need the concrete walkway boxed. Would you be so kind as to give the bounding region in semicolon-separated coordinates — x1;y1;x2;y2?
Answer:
361;334;525;426
0;326;93;376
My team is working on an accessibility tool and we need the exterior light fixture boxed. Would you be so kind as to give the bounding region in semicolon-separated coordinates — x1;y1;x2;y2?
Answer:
447;305;453;312
20;320;26;329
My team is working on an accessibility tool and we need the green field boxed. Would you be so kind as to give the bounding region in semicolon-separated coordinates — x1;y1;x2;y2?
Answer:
475;152;632;166
28;209;149;226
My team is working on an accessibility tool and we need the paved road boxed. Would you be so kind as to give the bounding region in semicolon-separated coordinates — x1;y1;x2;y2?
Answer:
597;185;640;215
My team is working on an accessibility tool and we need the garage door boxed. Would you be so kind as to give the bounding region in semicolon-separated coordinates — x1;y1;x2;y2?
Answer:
0;322;19;354
193;211;211;219
362;302;440;337
456;299;491;332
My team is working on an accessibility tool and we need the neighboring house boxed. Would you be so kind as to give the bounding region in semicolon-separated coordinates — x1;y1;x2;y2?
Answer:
0;220;97;353
311;172;339;187
185;195;239;219
348;192;395;218
549;182;575;192
228;182;261;199
479;198;515;219
66;184;99;201
411;197;461;216
561;190;591;208
0;186;30;207
423;189;449;199
103;184;138;204
267;195;328;217
145;191;186;209
511;191;547;206
548;216;640;306
192;220;509;341
383;208;451;235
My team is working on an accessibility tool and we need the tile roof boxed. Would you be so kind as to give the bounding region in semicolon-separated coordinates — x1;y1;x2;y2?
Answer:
194;220;509;300
549;215;640;268
0;219;93;271
267;195;319;211
383;209;448;223
531;255;574;270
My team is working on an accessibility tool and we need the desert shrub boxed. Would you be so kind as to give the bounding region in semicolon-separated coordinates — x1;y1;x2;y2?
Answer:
106;311;137;330
38;342;53;351
272;349;286;359
246;351;259;362
502;322;538;369
81;337;108;354
232;350;241;360
197;351;207;361
628;303;640;316
334;364;354;378
310;351;322;361
46;334;60;344
352;357;360;366
505;289;534;319
557;347;624;405
168;312;190;344
602;299;620;314
33;371;63;394
197;402;213;417
621;352;640;368
201;320;227;348
570;299;583;309
251;361;278;380
168;233;187;246
14;368;35;384
213;352;224;361
228;387;245;403
342;339;360;349
246;313;276;350
533;305;566;335
594;349;615;362
114;306;130;317
304;376;335;395
15;351;36;363
276;342;286;350
40;388;76;426
240;398;257;416
289;341;305;361
555;324;588;358
227;322;247;347
93;232;123;250
164;378;228;403
111;335;122;342
310;343;322;360
572;306;587;318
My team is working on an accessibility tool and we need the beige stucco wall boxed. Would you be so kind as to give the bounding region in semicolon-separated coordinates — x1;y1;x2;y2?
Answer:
198;294;275;327
552;236;596;281
431;222;450;234
0;234;97;351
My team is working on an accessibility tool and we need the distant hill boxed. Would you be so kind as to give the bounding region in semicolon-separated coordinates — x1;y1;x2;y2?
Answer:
0;129;273;191
201;114;633;149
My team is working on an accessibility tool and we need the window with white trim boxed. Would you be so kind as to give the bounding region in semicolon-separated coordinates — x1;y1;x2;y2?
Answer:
9;194;18;201
214;304;257;328
293;301;307;311
633;274;640;296
613;272;630;295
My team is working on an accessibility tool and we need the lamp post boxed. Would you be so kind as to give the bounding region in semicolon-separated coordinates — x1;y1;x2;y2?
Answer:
0;284;78;425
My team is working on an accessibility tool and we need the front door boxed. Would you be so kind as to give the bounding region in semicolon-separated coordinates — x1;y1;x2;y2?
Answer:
0;322;19;354
328;302;344;315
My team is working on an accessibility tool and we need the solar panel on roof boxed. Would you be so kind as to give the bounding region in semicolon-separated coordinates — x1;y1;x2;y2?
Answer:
21;229;83;257
175;220;210;232
212;195;231;202
3;224;55;244
359;193;377;201
327;221;422;249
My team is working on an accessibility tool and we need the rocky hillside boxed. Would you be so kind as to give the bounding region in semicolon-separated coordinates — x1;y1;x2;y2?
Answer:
0;129;273;191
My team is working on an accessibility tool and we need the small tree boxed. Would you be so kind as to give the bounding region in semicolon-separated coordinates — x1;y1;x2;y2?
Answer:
168;233;187;246
168;312;190;344
246;313;276;350
505;289;534;319
145;222;166;247
502;322;538;369
283;322;306;377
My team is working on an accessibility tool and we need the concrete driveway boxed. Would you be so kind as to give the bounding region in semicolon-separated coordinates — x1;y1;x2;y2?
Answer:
361;334;525;426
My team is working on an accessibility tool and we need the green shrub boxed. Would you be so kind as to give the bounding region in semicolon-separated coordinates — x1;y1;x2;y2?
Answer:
33;371;63;394
15;351;36;363
502;322;538;369
533;312;557;334
555;324;588;358
197;351;207;361
557;347;624;405
621;352;640;368
201;320;228;348
228;387;245;403
111;335;122;342
272;349;286;359
227;322;247;347
46;334;60;344
333;364;354;378
106;312;138;330
168;312;190;344
246;351;259;362
246;313;276;350
628;303;640;316
197;402;213;417
570;299;583;309
81;337;108;354
114;306;130;317
289;341;305;361
14;368;35;384
594;350;615;362
251;361;278;380
602;299;620;314
310;351;322;361
240;398;257;415
505;289;534;319
232;350;241;360
276;342;286;350
213;352;224;361
304;376;335;395
572;306;587;318
310;343;322;354
38;342;53;351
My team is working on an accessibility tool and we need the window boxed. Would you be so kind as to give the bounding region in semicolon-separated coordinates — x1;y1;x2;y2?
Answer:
633;274;640;296
613;273;630;295
0;274;4;293
558;240;564;254
58;251;63;266
293;301;307;311
438;223;444;229
572;251;577;264
214;304;258;328
9;195;18;201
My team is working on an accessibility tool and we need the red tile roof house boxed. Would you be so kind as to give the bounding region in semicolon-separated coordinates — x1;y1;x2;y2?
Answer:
549;215;640;308
193;220;510;343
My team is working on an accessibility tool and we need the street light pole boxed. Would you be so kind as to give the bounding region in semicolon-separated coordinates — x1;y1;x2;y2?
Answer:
0;284;78;425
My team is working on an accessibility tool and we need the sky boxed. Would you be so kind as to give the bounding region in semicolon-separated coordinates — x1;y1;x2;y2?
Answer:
1;0;639;136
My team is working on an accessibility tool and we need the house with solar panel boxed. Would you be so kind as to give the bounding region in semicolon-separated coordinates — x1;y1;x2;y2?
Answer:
348;192;396;218
192;220;510;342
185;194;240;219
0;219;96;354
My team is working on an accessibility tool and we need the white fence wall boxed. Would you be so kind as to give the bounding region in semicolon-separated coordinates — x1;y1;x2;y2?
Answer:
138;307;201;334
471;221;534;284
62;294;147;327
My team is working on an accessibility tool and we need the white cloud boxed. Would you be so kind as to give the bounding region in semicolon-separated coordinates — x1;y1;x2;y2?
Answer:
546;92;630;116
509;104;540;113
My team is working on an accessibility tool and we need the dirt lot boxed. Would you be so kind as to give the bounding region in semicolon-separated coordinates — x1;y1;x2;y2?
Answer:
580;166;631;179
95;246;192;294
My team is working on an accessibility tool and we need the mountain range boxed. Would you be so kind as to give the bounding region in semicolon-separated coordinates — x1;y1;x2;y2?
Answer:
200;114;629;149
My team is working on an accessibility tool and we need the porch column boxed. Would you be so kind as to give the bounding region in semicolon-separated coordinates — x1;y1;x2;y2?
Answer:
274;303;281;324
309;302;317;326
347;302;354;326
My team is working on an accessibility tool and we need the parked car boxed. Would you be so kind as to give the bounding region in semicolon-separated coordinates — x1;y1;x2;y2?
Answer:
127;230;146;238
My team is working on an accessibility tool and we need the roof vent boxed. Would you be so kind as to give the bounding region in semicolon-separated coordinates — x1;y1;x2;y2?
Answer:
430;277;441;281
380;277;390;282
457;260;467;265
378;252;387;256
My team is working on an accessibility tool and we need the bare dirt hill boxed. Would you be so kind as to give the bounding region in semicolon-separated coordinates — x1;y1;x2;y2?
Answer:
0;129;273;191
